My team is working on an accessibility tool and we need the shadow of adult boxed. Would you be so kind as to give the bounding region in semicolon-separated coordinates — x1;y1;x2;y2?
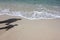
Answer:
0;18;21;25
0;24;18;31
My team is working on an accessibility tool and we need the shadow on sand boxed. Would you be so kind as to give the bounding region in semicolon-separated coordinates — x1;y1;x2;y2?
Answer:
0;18;22;31
0;18;21;25
0;24;18;31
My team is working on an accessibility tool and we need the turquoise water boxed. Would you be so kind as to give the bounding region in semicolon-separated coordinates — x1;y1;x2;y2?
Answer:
0;0;60;6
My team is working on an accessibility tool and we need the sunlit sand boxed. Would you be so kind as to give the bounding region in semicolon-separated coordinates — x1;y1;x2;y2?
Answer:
0;15;60;40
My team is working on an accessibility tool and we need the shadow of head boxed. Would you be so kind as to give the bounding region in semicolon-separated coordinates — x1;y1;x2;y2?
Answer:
8;18;22;20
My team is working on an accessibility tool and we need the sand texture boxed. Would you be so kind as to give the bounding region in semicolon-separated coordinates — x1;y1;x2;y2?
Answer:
0;15;60;40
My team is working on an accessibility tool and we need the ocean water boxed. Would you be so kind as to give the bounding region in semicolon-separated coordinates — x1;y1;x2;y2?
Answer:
0;0;60;20
0;0;60;6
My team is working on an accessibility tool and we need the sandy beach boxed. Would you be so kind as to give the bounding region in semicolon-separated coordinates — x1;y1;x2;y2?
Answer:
0;0;60;40
0;15;60;40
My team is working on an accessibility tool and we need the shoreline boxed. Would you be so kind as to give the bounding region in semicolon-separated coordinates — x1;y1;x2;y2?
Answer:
0;3;60;20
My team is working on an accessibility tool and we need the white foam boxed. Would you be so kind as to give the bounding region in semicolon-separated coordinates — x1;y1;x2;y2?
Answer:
0;9;60;20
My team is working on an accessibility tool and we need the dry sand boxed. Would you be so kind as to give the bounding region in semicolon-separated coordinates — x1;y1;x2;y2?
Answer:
0;15;60;40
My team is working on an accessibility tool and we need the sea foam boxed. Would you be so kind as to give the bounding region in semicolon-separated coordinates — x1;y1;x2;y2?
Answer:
0;8;60;20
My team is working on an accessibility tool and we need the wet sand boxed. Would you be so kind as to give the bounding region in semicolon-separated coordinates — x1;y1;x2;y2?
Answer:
0;15;60;40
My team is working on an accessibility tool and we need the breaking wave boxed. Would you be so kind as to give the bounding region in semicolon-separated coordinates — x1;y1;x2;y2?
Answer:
0;8;60;20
